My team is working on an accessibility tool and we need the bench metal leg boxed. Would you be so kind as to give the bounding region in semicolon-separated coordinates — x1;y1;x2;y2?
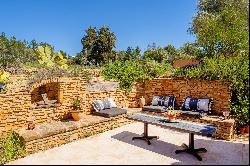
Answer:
132;123;158;145
175;133;207;161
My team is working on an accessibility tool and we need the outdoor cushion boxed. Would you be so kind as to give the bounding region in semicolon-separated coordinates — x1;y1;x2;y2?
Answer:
107;98;117;108
92;100;105;112
102;98;111;109
197;98;212;112
152;96;160;106
163;96;175;109
142;105;168;113
93;108;127;117
182;97;212;112
151;95;175;109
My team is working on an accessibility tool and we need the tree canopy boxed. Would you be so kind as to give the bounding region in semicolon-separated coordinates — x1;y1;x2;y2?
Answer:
190;0;249;57
80;26;116;65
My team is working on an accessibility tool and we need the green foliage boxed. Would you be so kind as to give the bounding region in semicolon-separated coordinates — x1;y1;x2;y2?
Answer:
2;131;26;162
171;42;203;61
124;46;141;60
72;52;87;65
231;95;249;127
0;32;38;68
172;51;195;61
164;44;176;62
68;65;93;82
143;47;169;63
34;45;68;69
80;26;116;65
190;0;249;56
101;59;173;92
72;98;81;109
174;53;249;126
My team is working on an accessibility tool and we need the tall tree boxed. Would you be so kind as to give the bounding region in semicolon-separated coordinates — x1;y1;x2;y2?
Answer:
164;44;176;62
0;32;38;68
190;0;249;57
81;26;116;65
124;46;141;60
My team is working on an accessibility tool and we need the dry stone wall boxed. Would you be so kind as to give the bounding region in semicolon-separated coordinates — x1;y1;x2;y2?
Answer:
144;77;230;115
0;76;87;135
0;76;142;135
0;74;231;138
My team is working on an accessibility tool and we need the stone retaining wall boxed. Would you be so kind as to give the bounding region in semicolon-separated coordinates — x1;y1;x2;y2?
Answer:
0;75;232;140
0;77;87;134
144;78;231;115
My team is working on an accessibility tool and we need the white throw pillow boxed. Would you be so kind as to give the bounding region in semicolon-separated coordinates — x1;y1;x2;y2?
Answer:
152;96;160;106
107;98;117;108
197;99;211;112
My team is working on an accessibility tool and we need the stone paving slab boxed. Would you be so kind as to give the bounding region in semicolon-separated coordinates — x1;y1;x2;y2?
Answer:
7;122;249;165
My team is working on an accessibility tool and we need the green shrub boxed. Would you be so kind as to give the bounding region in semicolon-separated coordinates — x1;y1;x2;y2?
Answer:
101;59;173;92
2;131;26;162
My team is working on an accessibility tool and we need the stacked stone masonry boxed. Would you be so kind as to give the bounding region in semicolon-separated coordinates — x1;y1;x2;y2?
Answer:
0;75;233;142
144;78;231;115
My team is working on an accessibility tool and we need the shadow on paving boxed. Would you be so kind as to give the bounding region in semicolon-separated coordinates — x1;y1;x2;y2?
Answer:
111;131;249;165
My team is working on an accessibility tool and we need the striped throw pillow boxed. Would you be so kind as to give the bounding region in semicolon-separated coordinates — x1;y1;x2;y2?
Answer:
92;100;104;112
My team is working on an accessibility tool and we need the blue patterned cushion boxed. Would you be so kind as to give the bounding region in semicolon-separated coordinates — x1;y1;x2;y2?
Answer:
163;96;175;109
182;97;212;112
151;95;175;108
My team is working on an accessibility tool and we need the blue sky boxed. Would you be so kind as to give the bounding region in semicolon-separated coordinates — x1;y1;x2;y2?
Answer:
0;0;198;56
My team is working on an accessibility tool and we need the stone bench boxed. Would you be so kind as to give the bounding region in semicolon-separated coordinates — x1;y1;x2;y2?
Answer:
17;109;141;154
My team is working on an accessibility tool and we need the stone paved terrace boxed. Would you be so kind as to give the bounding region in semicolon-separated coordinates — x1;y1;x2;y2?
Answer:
7;122;249;165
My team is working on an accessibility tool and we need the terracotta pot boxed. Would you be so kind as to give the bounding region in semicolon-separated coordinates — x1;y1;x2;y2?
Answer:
240;127;246;134
27;122;35;130
71;111;81;121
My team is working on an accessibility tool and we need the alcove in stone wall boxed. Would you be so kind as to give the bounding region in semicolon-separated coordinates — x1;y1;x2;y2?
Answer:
31;82;60;104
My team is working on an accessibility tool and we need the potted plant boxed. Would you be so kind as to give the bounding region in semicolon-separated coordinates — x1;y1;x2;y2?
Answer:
235;110;249;134
231;98;249;134
164;110;177;121
70;98;82;121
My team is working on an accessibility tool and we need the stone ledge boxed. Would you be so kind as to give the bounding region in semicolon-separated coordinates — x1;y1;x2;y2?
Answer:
21;114;134;154
18;114;129;142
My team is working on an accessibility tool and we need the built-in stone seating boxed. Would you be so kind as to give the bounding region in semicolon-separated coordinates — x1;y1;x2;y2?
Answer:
17;109;141;154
